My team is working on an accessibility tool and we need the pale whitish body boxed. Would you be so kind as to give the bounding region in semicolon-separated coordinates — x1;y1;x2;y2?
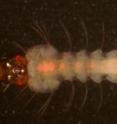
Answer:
26;45;117;93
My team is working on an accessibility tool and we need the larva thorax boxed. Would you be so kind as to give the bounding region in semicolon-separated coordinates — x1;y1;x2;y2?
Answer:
26;45;117;93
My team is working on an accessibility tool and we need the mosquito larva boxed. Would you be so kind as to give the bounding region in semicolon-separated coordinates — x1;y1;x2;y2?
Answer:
0;41;116;94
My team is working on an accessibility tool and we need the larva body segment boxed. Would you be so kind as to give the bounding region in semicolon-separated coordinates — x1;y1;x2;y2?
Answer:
89;50;104;83
75;50;88;82
26;45;60;93
105;50;117;83
26;45;117;93
60;52;75;81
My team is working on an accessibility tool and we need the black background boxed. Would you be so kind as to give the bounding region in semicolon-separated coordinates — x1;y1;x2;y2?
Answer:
0;0;117;124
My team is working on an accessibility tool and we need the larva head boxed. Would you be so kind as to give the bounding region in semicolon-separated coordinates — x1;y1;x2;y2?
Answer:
5;55;28;86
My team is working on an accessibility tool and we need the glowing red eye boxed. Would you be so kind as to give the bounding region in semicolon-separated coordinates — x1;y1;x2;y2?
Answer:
16;75;28;86
15;55;27;65
15;55;22;62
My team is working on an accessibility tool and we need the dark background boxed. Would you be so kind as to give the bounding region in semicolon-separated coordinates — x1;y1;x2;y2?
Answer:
0;0;117;124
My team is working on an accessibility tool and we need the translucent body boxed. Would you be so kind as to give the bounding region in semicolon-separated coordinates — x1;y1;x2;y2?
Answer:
26;45;117;93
